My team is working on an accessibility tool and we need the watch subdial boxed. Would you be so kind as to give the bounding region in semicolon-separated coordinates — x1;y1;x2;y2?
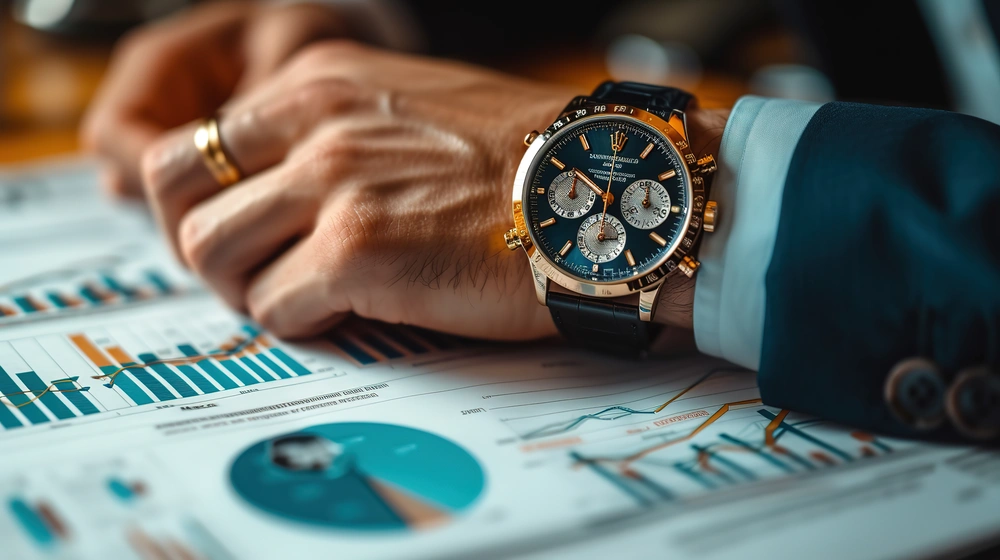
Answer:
547;170;597;219
621;179;671;230
577;214;627;263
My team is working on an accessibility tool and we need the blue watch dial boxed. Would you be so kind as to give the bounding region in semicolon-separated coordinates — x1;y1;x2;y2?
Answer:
526;116;689;283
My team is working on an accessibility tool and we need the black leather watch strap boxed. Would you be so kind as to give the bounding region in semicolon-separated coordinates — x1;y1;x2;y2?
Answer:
592;81;692;119
547;292;654;356
548;81;692;355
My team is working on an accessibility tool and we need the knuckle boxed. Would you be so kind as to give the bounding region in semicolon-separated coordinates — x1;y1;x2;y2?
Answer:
177;211;216;273
321;203;383;266
293;76;359;116
139;141;172;197
292;39;366;68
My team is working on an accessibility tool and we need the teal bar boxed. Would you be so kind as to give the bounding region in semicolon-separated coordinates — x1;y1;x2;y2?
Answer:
177;365;218;393
145;270;173;294
240;356;274;381
254;352;291;379
101;274;136;299
138;353;196;398
79;286;102;305
0;365;49;424
0;400;22;429
13;296;37;314
17;372;75;420
673;462;718;489
758;410;854;463
269;348;310;376
220;359;258;386
53;380;99;415
46;293;67;309
571;452;652;507
719;433;795;474
691;444;757;481
9;499;54;546
178;344;238;390
199;359;238;390
107;478;135;502
100;365;154;405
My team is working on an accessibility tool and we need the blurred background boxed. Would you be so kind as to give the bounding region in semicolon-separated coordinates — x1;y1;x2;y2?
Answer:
2;0;994;165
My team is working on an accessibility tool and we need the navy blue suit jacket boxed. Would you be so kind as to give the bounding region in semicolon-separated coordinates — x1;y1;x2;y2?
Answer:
760;102;1000;444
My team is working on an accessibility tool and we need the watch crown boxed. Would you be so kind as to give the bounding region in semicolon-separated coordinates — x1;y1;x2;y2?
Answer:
523;130;540;147
678;255;700;277
503;228;522;250
695;154;717;175
704;200;718;233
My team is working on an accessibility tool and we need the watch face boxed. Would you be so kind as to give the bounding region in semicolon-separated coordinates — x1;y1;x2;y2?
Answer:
524;115;690;284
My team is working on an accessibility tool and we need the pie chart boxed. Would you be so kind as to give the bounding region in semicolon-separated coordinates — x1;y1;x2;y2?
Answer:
230;422;485;531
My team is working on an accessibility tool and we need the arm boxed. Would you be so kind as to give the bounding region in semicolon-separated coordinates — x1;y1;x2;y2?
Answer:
693;98;1000;444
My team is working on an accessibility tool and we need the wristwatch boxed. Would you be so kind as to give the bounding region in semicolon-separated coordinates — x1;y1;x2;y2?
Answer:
503;81;718;355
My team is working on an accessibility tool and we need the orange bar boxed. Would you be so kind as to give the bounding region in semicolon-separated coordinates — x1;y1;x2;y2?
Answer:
26;295;48;312
70;334;114;368
84;282;116;302
255;336;272;348
0;305;16;315
106;346;136;365
245;343;261;355
61;294;83;308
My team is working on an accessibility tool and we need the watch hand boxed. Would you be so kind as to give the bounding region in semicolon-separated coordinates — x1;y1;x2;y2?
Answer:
568;173;578;200
573;169;605;197
598;142;619;242
642;183;651;208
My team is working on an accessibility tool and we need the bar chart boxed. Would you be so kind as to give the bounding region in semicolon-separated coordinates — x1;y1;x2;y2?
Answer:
0;456;233;559
0;306;466;431
325;318;469;365
0;265;190;325
74;323;315;406
0;316;318;430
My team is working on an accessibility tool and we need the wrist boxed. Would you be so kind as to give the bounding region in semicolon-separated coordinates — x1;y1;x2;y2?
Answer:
653;107;729;330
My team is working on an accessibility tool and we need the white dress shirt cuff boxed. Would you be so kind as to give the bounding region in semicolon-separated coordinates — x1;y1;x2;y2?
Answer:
693;96;822;370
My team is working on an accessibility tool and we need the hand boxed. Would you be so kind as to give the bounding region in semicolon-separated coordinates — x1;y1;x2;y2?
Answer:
572;168;605;197
81;1;365;198
141;42;575;340
597;144;619;241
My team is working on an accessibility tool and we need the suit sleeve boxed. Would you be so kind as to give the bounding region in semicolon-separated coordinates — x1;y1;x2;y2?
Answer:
759;101;1000;443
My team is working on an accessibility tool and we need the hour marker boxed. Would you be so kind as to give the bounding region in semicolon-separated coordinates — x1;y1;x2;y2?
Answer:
649;231;667;247
592;263;599;273
551;157;566;170
540;217;556;228
579;134;590;151
559;240;573;257
537;187;546;194
670;205;681;213
640;143;654;159
658;170;677;181
625;250;636;267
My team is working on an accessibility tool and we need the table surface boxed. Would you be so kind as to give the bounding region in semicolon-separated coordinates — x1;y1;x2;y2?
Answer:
0;18;746;166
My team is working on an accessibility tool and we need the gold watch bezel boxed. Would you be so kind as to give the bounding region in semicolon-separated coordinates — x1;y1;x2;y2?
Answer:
510;103;707;299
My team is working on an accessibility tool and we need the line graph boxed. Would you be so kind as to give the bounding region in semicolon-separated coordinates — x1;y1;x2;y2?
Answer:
570;404;898;507
518;370;719;439
501;364;757;442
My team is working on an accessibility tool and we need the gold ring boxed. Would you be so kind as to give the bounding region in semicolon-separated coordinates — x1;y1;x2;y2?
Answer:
193;117;242;187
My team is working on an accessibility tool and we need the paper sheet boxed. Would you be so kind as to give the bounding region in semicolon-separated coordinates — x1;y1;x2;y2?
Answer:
0;160;998;560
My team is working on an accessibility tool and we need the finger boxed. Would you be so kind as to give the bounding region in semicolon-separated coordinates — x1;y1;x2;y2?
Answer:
141;77;362;258
176;162;320;309
245;235;357;339
83;119;161;197
80;5;247;195
237;3;347;90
